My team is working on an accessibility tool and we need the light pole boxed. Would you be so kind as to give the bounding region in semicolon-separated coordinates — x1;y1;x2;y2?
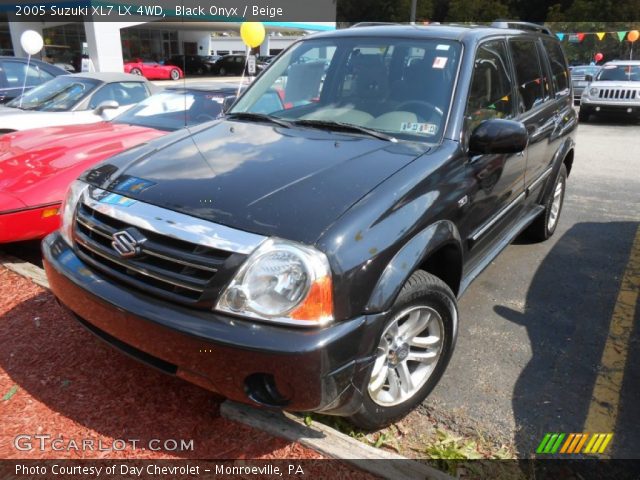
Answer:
410;0;417;23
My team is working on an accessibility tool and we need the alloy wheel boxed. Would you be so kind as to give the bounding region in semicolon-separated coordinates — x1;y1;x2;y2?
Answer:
547;179;564;231
368;305;444;407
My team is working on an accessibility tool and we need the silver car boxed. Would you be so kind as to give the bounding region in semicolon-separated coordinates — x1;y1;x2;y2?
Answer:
0;73;154;134
570;65;600;104
579;61;640;122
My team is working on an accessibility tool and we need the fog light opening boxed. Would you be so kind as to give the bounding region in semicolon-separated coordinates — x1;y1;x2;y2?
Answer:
244;373;290;408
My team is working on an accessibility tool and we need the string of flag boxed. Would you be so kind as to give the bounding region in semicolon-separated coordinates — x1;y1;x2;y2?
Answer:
555;30;640;42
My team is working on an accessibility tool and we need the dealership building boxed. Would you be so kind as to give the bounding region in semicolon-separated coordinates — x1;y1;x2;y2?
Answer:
0;13;335;72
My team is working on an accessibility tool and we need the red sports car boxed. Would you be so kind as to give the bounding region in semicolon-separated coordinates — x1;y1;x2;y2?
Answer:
0;84;239;243
124;58;183;80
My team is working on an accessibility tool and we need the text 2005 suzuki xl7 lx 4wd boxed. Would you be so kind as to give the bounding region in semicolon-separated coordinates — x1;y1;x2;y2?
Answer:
44;23;576;429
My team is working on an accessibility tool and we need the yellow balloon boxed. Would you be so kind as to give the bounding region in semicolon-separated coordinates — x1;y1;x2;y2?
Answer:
628;30;639;42
240;22;265;48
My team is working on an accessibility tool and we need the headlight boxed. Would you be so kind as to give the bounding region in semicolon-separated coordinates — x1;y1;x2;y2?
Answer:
60;180;89;246
589;87;598;96
216;238;333;326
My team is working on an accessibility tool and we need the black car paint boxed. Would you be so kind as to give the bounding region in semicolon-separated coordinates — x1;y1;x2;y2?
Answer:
0;56;67;103
43;25;577;413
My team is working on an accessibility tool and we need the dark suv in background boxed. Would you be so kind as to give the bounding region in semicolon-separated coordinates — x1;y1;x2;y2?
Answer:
164;55;210;76
43;22;576;429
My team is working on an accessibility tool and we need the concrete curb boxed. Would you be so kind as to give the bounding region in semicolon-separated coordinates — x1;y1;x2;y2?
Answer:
221;400;453;480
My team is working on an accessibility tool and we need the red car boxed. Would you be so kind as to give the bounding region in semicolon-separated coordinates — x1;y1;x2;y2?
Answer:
124;58;183;80
0;84;239;243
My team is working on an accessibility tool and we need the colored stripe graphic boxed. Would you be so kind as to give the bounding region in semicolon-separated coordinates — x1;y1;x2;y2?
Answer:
537;433;613;454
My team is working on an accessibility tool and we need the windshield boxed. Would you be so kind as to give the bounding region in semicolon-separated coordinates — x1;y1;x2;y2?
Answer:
596;64;640;81
7;76;99;111
231;37;462;142
112;90;225;131
571;66;599;77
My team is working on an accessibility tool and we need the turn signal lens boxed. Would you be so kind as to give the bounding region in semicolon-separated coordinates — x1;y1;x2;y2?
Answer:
41;206;60;218
290;275;333;322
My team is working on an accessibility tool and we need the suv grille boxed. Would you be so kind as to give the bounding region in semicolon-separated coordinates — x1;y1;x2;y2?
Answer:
74;202;233;306
598;88;638;100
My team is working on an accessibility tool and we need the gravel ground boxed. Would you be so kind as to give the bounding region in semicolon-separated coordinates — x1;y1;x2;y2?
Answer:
0;266;365;470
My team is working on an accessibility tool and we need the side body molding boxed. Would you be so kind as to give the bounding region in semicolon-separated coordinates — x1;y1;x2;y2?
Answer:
365;220;462;313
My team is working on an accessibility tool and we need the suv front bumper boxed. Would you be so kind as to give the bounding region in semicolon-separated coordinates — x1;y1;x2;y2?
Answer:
42;232;385;414
580;97;640;115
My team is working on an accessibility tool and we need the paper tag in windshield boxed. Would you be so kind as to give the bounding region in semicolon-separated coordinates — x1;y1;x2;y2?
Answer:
433;57;448;69
436;44;450;51
400;122;438;135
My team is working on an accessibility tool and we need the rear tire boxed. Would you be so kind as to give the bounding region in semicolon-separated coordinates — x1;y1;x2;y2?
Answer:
348;270;458;431
525;163;567;242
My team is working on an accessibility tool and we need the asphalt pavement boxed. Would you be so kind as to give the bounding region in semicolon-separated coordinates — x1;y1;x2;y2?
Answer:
424;116;640;458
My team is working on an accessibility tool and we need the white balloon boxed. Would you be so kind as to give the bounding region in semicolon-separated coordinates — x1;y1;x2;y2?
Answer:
20;30;43;56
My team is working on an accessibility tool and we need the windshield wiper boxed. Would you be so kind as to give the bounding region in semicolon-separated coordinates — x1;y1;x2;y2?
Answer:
225;111;292;128
292;119;397;142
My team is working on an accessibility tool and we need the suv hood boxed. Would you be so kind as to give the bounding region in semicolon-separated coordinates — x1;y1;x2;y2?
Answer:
92;119;428;244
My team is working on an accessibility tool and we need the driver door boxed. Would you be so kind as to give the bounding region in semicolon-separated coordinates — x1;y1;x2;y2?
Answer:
460;39;526;263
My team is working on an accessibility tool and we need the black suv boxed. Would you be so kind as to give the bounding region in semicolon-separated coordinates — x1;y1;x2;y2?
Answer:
164;55;210;76
43;22;576;429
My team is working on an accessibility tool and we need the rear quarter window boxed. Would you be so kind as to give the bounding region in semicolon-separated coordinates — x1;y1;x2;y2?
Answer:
542;39;570;96
509;38;547;113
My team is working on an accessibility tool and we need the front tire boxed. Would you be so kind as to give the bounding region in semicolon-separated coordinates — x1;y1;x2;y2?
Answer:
130;68;142;76
219;67;227;76
170;69;180;80
348;270;458;430
526;163;567;242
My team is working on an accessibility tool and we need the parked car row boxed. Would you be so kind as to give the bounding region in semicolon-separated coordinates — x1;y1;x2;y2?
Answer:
1;22;578;430
0;76;241;243
123;54;272;80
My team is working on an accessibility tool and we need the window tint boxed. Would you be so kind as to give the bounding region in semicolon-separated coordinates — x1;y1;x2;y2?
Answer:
510;39;546;112
543;39;570;95
465;40;514;131
1;61;54;88
89;82;148;109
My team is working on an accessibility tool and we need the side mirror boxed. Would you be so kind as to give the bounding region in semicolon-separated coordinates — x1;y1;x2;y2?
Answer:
469;119;528;156
222;95;237;113
94;100;119;115
584;74;593;82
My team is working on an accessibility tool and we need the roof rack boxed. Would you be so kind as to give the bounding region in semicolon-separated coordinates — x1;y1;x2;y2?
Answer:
491;21;553;36
349;22;401;28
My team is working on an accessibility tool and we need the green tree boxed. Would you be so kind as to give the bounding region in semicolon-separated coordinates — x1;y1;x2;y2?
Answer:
337;0;434;24
446;0;511;21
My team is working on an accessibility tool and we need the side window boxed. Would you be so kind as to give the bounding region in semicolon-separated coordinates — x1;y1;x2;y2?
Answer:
542;39;570;96
465;40;514;132
2;61;53;88
89;82;149;108
509;39;546;113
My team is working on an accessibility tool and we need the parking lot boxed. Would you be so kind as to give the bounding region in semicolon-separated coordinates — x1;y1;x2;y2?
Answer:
1;113;638;460
424;116;640;458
